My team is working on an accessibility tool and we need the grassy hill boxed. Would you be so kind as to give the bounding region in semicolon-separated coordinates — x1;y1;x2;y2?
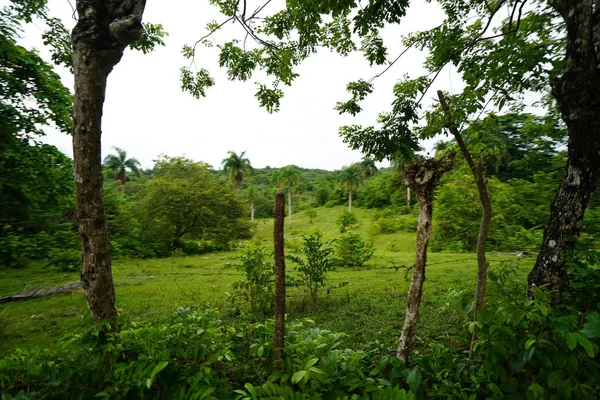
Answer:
0;206;531;355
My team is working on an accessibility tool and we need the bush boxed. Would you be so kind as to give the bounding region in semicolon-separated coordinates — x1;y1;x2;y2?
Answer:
335;232;375;267
224;244;274;313
336;210;358;233
0;309;418;399
287;229;338;302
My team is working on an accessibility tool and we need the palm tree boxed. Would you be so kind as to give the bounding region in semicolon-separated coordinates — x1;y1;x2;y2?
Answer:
103;147;141;193
221;151;252;195
339;163;363;211
391;153;416;208
244;184;260;221
273;166;300;226
360;156;378;180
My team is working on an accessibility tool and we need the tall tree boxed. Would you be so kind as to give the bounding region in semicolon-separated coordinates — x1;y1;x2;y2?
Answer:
244;184;260;221
391;154;415;208
103;147;141;192
222;151;252;195
273;166;300;226
360;156;378;180
397;151;455;362
71;0;147;330
338;163;363;211
527;1;600;295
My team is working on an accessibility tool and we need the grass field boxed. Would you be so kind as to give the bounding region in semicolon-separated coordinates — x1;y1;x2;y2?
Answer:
0;206;533;355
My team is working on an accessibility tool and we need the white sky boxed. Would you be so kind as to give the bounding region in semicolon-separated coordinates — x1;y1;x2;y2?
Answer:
14;0;461;171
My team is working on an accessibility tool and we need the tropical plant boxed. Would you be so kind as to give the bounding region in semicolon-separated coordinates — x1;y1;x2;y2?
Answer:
224;244;274;313
141;156;251;250
360;156;378;180
338;163;363;211
335;232;374;267
273;166;300;226
336;210;358;233
103;147;141;190
221;150;252;195
287;229;337;302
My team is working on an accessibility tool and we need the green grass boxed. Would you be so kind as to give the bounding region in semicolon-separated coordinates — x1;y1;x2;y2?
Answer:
0;206;533;355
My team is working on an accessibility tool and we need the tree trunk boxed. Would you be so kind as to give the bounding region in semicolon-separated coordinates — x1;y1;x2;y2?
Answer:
250;200;255;221
528;1;600;296
236;177;243;196
348;188;353;211
273;190;286;369
406;187;411;208
287;188;292;227
437;91;493;358
397;151;455;363
72;0;146;330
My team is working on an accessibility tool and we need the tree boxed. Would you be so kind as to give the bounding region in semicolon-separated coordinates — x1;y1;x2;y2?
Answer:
222;151;252;195
438;91;492;358
70;0;149;330
142;157;251;250
103;147;141;193
391;154;415;208
0;4;74;268
244;184;260;221
360;156;378;180
273;166;300;226
397;151;455;362
339;163;363;211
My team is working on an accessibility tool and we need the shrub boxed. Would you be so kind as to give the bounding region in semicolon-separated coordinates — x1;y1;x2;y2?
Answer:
336;210;358;233
0;309;418;399
335;232;375;267
224;244;274;313
287;229;338;302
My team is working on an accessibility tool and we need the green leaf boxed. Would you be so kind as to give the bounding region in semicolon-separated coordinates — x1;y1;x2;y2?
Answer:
292;370;307;384
525;339;536;349
150;361;168;378
576;333;595;357
406;368;422;393
257;346;264;357
565;333;577;350
547;370;565;389
304;357;319;369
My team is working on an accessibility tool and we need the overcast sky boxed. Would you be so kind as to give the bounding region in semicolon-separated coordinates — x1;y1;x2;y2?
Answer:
15;0;462;171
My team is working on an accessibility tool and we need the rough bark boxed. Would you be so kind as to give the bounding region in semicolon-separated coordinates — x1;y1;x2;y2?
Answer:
397;151;455;363
274;190;286;369
528;0;600;296
437;91;493;358
72;0;146;330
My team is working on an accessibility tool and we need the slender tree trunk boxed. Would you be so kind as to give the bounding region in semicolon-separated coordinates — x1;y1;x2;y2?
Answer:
348;188;353;211
529;1;600;296
236;178;243;196
72;0;146;330
397;151;455;362
406;187;411;208
437;91;493;358
274;190;286;369
250;200;255;221
287;188;292;227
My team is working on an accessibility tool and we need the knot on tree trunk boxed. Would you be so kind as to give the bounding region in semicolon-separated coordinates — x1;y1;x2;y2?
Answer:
73;0;146;56
404;150;456;197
